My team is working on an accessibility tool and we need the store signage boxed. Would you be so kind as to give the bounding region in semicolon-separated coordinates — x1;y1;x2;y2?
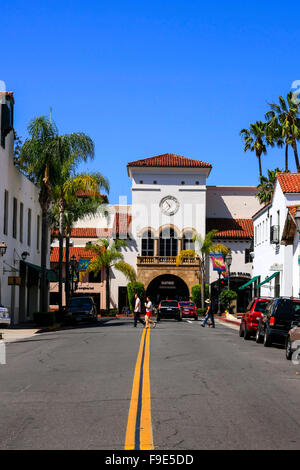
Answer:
8;277;21;286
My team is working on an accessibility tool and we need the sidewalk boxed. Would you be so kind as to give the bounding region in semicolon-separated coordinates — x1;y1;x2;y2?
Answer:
217;313;241;327
0;323;62;343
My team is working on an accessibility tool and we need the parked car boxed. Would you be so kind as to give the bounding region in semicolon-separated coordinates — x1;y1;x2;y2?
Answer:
255;297;300;347
239;297;271;340
285;320;300;360
0;305;10;328
179;301;198;320
65;296;98;324
157;300;182;322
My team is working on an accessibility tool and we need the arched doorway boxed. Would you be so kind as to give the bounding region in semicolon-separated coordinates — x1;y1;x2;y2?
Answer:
146;274;189;305
210;276;252;313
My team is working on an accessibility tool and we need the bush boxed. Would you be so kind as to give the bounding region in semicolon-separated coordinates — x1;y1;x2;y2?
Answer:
220;290;237;311
197;308;206;317
191;284;210;308
33;312;56;327
127;282;145;312
99;309;118;317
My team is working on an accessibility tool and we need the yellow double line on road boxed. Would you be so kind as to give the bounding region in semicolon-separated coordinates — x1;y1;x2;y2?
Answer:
125;327;154;450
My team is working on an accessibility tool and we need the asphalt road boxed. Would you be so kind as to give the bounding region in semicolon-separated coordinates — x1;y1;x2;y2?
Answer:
1;318;300;450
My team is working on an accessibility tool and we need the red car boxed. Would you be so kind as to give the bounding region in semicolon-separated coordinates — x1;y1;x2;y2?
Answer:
239;297;271;340
179;301;198;321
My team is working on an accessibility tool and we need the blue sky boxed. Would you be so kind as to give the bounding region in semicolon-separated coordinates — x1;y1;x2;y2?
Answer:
1;1;299;203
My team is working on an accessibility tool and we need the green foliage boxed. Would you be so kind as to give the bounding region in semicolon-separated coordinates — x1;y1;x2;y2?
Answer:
191;284;210;308
255;168;286;204
99;309;118;316
176;250;196;266
220;290;237;310
127;282;146;312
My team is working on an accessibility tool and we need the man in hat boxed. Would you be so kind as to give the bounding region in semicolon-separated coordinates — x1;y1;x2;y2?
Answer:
201;299;215;328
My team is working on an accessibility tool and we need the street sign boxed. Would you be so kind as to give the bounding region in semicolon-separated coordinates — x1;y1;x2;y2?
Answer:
8;277;21;286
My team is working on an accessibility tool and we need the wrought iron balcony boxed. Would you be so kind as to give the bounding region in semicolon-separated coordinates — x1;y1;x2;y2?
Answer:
137;256;199;266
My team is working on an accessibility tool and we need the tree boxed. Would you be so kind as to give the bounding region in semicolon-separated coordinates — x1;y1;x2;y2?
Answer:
86;239;137;312
19;116;60;312
191;284;210;309
220;290;237;313
127;282;145;312
50;181;109;306
240;121;271;178
255;168;285;204
265;92;300;172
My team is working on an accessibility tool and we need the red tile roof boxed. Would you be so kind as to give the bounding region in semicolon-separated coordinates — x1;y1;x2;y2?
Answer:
127;153;212;169
206;218;254;239
50;247;98;263
287;205;300;219
76;191;108;202
277;173;300;193
70;228;112;238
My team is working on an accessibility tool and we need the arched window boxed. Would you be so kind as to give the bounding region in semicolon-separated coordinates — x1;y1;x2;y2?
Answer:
141;230;154;257
159;227;178;257
182;231;195;251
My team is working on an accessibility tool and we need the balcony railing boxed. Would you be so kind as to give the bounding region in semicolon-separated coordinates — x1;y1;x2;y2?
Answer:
137;256;199;266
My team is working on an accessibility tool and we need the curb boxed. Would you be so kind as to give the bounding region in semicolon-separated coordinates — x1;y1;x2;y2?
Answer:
35;324;62;334
217;317;241;327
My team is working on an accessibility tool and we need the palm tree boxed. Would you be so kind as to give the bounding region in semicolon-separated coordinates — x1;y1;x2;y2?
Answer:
50;178;109;306
240;121;270;178
265;92;300;172
176;230;229;309
85;239;137;313
255;168;285;204
19;116;60;312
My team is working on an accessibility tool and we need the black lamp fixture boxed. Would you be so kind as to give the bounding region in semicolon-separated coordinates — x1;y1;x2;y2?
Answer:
0;242;7;257
70;255;77;269
21;251;30;261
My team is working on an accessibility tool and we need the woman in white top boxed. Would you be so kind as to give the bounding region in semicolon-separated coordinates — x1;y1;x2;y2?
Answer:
145;296;156;328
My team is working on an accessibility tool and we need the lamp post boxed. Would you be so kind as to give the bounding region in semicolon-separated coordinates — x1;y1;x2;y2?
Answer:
225;252;233;290
70;255;77;297
294;209;300;297
0;242;7;305
217;271;222;316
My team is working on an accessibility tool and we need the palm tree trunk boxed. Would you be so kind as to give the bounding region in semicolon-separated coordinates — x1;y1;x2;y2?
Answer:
285;142;289;172
106;266;110;313
58;197;65;311
257;152;263;178
65;235;70;307
292;139;300;172
40;208;48;312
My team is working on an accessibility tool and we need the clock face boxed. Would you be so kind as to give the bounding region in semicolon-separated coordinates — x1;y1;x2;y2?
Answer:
159;196;180;216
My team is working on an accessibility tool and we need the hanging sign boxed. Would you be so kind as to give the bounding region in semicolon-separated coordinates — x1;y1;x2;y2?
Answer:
209;253;226;272
77;258;91;271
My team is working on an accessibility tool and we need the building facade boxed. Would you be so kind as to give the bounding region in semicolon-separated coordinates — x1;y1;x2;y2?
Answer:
252;173;300;300
50;153;261;313
0;91;49;324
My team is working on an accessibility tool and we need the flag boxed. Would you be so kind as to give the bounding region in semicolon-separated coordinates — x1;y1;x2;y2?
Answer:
209;252;226;272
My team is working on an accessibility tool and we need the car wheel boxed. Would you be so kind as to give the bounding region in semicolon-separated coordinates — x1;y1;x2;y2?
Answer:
286;338;293;360
194;316;198;321
255;328;263;344
239;322;244;337
263;330;272;347
244;324;251;340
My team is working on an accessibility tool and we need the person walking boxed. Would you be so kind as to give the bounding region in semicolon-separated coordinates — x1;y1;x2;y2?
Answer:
201;299;215;328
134;293;145;327
145;296;156;328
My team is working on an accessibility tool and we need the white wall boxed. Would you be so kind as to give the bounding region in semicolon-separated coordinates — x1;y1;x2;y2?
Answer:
0;125;43;323
206;186;261;218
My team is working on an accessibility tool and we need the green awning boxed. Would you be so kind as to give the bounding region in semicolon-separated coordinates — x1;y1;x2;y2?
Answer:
25;262;57;282
238;276;260;290
256;272;279;289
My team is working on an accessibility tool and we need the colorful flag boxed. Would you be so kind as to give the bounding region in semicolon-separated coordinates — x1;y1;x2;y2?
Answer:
209;252;226;272
77;258;91;271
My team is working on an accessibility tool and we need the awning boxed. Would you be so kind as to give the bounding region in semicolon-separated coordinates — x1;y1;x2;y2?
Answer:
256;272;279;289
238;275;260;290
24;262;57;282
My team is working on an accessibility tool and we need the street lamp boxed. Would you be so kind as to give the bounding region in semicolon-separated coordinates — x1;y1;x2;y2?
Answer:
225;252;233;290
0;242;7;257
294;208;300;297
70;255;77;297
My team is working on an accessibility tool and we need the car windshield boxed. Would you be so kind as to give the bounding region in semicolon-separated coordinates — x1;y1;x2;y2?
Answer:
161;301;178;307
179;302;194;307
70;298;92;309
254;301;269;313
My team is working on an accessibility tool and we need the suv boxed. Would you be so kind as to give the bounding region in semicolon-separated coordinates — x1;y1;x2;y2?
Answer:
65;296;98;324
239;297;271;340
179;301;198;321
157;300;182;322
256;297;300;347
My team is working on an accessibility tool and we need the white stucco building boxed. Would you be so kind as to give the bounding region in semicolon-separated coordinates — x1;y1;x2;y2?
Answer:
50;153;261;312
252;173;300;300
0;91;49;324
